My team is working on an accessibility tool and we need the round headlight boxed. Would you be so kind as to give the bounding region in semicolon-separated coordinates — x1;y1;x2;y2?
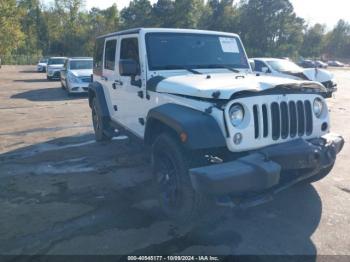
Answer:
313;98;324;118
229;103;244;127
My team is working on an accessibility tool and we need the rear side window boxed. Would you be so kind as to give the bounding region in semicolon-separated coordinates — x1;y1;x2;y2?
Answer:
104;39;117;70
120;38;139;64
93;37;104;76
254;60;266;72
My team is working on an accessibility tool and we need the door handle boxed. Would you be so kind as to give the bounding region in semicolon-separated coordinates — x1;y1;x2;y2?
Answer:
112;80;123;89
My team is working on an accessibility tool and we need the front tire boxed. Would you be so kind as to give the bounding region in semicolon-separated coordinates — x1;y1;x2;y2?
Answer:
91;97;113;142
152;133;202;222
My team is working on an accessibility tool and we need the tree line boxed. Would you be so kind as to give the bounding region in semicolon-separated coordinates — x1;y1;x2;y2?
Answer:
1;0;350;64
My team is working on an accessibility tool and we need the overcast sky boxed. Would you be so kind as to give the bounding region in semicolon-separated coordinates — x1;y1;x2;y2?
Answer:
42;0;350;29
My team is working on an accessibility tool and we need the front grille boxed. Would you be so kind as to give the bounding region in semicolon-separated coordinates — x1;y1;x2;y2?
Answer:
253;100;313;141
80;77;92;83
53;71;61;78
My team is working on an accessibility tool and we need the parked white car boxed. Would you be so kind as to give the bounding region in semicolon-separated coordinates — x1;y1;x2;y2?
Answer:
251;58;337;98
37;58;48;72
47;57;67;80
88;28;343;221
60;57;93;94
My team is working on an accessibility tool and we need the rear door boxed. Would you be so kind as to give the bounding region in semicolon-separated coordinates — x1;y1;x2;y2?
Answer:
102;37;118;119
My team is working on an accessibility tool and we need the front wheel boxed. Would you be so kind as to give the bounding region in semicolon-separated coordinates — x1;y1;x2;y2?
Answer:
91;97;113;141
152;133;202;222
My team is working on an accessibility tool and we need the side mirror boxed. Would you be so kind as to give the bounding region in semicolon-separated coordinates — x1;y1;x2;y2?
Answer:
119;59;139;76
261;67;270;73
249;60;255;71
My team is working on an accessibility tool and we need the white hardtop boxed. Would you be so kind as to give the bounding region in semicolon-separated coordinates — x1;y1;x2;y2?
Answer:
140;28;239;37
100;28;240;39
68;57;93;61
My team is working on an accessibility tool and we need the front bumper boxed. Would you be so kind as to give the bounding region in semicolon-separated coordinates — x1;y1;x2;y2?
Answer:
189;133;344;199
322;81;337;98
37;65;46;72
67;82;90;93
47;70;61;79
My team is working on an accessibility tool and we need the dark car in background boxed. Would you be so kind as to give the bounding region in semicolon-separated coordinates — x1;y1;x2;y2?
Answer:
328;60;345;67
315;60;328;68
299;59;316;68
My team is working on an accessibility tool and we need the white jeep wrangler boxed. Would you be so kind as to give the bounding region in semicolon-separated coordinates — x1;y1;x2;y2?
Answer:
88;28;344;220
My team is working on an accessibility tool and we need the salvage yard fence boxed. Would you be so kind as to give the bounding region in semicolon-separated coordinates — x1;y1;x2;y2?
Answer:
1;55;42;65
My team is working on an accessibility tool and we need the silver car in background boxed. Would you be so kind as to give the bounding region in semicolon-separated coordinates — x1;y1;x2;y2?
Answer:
37;58;48;72
60;57;93;94
47;57;67;80
251;58;337;98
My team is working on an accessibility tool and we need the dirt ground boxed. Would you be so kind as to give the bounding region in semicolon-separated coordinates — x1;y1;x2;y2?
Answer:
0;66;349;256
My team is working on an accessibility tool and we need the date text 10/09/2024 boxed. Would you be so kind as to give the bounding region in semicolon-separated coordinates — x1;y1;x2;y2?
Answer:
127;256;220;261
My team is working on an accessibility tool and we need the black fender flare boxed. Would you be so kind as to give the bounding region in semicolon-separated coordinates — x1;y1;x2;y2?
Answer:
145;103;226;150
88;82;111;123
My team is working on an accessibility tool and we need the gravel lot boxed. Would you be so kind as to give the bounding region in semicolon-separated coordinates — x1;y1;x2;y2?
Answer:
0;66;349;255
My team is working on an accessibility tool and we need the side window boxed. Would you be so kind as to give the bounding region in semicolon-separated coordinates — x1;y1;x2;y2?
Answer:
104;39;117;70
254;60;266;72
120;38;140;64
93;37;104;76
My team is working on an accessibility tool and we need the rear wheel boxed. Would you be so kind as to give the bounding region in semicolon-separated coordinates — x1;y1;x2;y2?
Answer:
91;97;113;141
152;133;202;223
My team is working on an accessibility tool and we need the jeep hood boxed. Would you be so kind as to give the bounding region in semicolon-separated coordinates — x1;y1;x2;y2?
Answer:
70;69;92;77
154;73;325;99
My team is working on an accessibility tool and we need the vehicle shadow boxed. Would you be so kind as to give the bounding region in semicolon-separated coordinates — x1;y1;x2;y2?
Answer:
19;70;41;74
0;135;321;256
11;87;88;102
14;79;50;83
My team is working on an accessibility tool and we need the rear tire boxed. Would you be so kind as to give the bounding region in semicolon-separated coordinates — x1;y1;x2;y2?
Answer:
152;133;202;223
91;97;113;142
306;164;334;183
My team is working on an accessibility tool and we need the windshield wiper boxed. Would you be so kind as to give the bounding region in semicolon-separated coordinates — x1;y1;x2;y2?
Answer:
203;64;240;73
161;65;202;75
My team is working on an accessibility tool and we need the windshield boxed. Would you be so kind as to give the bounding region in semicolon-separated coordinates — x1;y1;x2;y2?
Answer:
146;33;249;71
40;59;48;63
70;60;93;70
48;58;65;65
267;60;302;72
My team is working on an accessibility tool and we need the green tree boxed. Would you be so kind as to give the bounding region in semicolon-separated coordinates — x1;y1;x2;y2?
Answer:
0;0;24;57
300;23;326;58
324;19;350;58
172;0;205;28
151;0;175;27
17;0;48;55
200;0;239;32
239;0;304;57
120;0;153;29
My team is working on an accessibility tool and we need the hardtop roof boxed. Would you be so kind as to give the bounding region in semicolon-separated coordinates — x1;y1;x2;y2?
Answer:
97;28;239;39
